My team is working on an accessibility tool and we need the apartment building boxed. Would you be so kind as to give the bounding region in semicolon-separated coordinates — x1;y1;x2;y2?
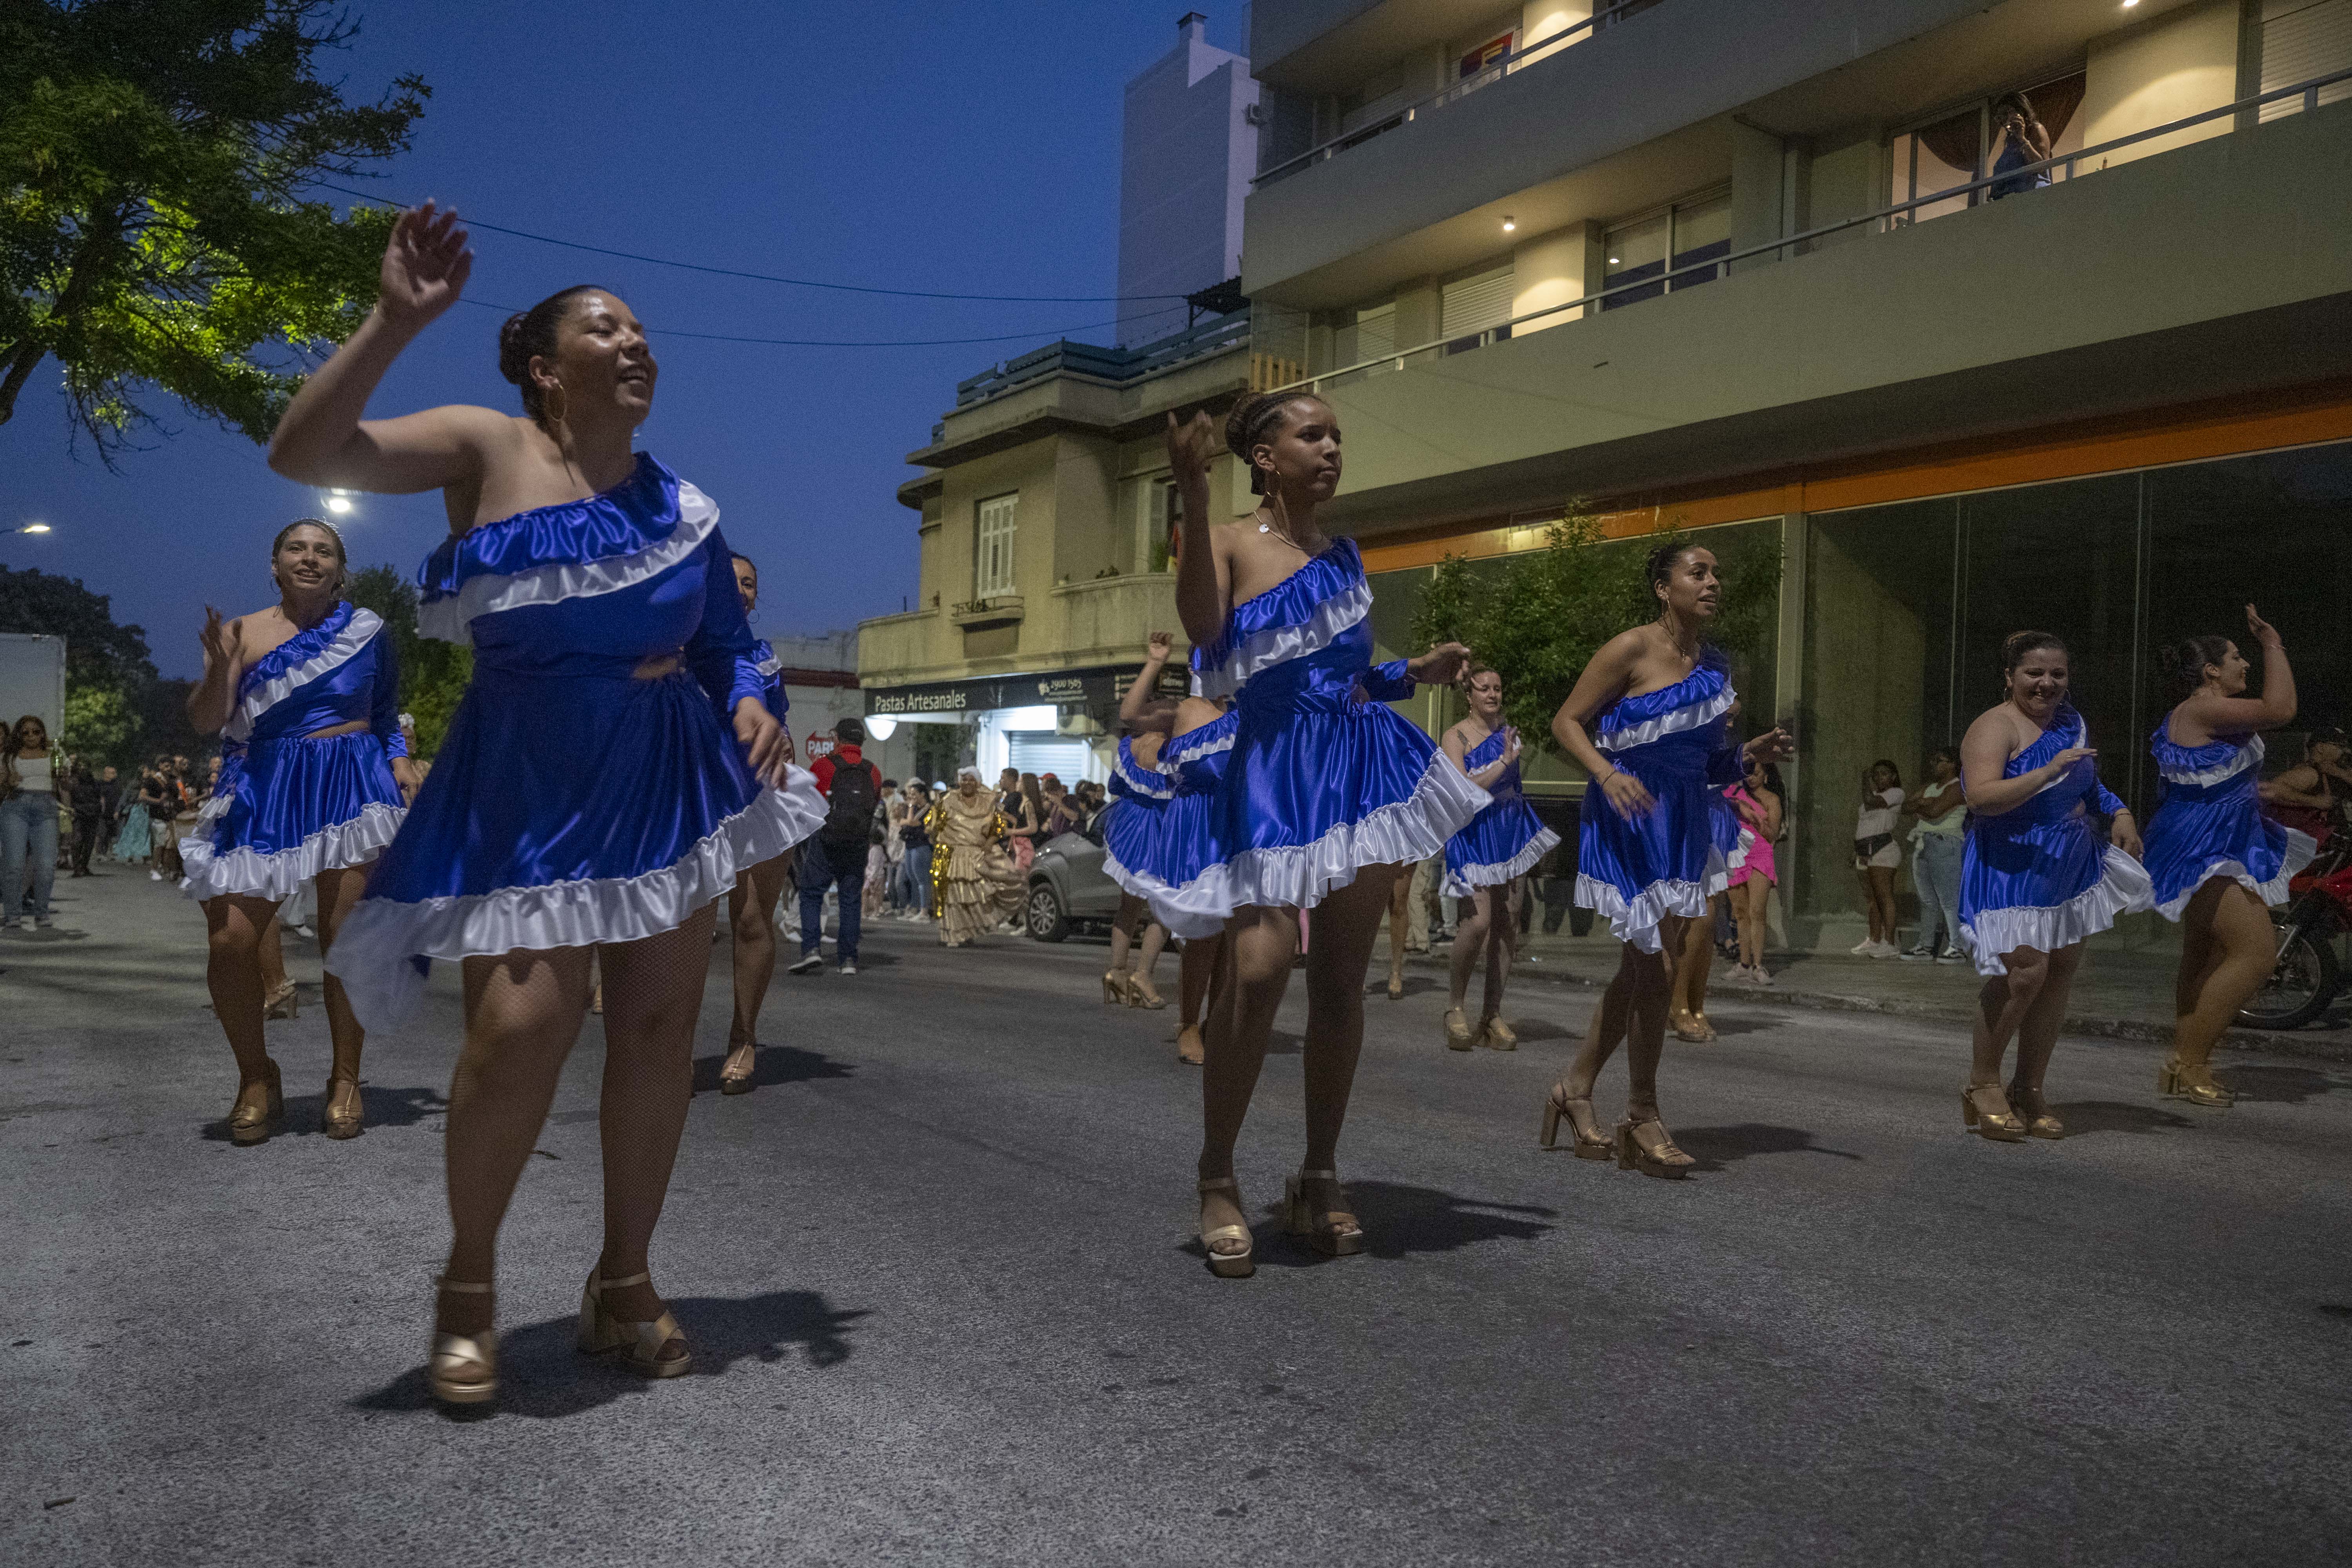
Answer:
1242;0;2352;948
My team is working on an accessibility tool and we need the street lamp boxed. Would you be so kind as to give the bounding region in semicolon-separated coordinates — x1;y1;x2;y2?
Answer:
323;489;356;515
10;523;52;534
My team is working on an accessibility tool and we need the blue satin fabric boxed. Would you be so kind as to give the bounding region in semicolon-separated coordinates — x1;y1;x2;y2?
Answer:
1575;648;1743;949
2142;720;2312;917
1105;711;1237;930
1102;737;1172;881
1959;704;2140;945
192;604;405;883
750;638;791;730
365;465;769;908
1445;726;1559;895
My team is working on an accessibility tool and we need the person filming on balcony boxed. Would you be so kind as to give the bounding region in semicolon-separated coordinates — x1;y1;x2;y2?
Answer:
1987;92;2054;200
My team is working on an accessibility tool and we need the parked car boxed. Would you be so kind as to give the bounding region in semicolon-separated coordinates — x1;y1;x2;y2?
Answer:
1025;819;1123;941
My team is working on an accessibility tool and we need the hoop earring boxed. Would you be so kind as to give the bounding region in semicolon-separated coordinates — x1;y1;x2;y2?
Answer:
543;380;569;428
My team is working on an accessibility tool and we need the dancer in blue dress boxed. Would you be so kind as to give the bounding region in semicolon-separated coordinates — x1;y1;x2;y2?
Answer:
1957;631;2152;1141
183;520;419;1145
270;206;820;1406
2144;609;2310;1107
1541;544;1790;1176
1439;666;1557;1053
1100;636;1179;1013
716;551;814;1095
1163;394;1485;1275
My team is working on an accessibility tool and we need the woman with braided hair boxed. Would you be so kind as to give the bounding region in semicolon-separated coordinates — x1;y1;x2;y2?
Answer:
1161;391;1487;1276
269;205;823;1406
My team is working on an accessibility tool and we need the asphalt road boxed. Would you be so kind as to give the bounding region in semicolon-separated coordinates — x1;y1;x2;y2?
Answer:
6;866;2350;1566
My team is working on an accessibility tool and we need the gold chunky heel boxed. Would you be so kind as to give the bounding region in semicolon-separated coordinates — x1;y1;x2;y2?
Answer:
1961;1083;2027;1142
578;1267;692;1378
1540;1087;1614;1159
1284;1168;1366;1256
429;1277;497;1407
1198;1177;1255;1278
227;1060;283;1146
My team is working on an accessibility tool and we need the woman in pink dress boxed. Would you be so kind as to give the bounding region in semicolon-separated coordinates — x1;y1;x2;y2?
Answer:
1723;758;1783;984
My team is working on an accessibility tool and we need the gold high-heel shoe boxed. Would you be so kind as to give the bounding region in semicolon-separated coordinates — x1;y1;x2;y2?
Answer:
227;1060;282;1146
1102;970;1132;1005
1176;1025;1205;1066
1478;1017;1518;1051
1386;970;1405;1001
1961;1083;2027;1142
1284;1168;1366;1256
1669;1009;1716;1043
1540;1086;1614;1159
264;980;298;1020
2159;1056;2236;1107
719;1041;756;1095
1127;975;1167;1010
429;1277;497;1406
1443;1008;1475;1052
577;1266;691;1379
1615;1116;1696;1179
2007;1081;2065;1138
322;1074;364;1139
1197;1177;1254;1277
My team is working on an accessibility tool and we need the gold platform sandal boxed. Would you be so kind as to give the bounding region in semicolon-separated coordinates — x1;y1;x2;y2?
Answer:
719;1042;756;1095
322;1074;364;1139
1443;1008;1476;1051
1478;1017;1518;1051
264;980;299;1020
429;1277;497;1406
2158;1056;2236;1107
1540;1087;1615;1159
1615;1116;1696;1179
227;1060;283;1146
1285;1168;1366;1256
578;1266;692;1378
1961;1082;2028;1142
2007;1081;2065;1138
1197;1177;1255;1278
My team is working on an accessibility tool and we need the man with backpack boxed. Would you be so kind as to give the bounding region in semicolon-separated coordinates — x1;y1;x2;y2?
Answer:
791;718;883;976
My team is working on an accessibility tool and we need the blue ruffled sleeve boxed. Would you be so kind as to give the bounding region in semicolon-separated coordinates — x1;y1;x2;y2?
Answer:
1361;659;1415;704
685;527;767;721
2090;774;2128;817
370;626;408;759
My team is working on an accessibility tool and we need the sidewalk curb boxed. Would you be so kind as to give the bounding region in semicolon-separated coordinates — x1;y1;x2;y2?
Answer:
1397;948;2352;1065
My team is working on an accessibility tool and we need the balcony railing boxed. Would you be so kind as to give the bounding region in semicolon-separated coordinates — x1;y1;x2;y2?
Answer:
1253;0;1663;190
951;309;1253;410
1269;65;2352;398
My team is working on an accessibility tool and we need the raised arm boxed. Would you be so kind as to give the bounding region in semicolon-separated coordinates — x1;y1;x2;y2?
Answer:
1446;726;1521;790
1120;632;1179;734
1551;629;1652;821
1166;411;1230;649
2179;605;2297;738
185;609;243;736
268;203;507;496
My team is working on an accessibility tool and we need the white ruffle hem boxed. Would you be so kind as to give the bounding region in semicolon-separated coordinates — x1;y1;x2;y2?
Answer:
1960;845;2156;976
2151;828;2318;922
178;799;405;903
1443;827;1561;899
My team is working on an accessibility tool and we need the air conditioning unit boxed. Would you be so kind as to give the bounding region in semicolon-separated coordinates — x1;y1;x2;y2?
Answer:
1243;102;1269;126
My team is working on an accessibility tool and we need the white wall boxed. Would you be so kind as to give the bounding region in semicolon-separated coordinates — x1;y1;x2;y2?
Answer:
2081;0;2242;167
1118;16;1260;344
1510;221;1599;332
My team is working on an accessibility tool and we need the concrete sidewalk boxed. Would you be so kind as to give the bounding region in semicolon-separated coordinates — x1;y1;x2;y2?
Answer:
1394;923;2352;1063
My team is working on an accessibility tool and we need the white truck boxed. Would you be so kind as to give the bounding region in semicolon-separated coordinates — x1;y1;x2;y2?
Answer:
0;632;67;739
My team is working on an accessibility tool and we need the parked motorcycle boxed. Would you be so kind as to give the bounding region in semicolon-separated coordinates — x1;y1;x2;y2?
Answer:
2236;818;2352;1030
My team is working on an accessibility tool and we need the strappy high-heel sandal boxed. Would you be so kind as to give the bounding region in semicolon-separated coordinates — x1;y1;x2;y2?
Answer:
1386;970;1405;1001
2006;1081;2065;1138
1197;1177;1254;1278
1284;1168;1366;1256
578;1266;692;1378
1961;1083;2027;1142
227;1060;282;1146
429;1277;497;1406
264;981;298;1020
1127;976;1168;1010
2159;1056;2235;1107
1478;1017;1518;1051
719;1042;756;1096
1443;1008;1475;1052
1176;1025;1205;1066
1615;1116;1696;1179
1102;970;1132;1005
322;1074;364;1139
1540;1086;1614;1159
1669;1009;1714;1043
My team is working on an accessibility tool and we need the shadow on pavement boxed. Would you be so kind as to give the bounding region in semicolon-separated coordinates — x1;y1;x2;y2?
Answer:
2221;1064;2341;1104
2049;1100;2196;1137
1178;1181;1556;1268
352;1289;869;1421
199;1082;446;1142
1673;1123;1861;1171
691;1045;856;1096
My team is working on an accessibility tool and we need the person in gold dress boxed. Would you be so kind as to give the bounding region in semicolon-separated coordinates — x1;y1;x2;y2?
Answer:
929;768;1020;946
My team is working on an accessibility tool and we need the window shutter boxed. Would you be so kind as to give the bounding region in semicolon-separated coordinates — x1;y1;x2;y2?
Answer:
1441;264;1516;339
2262;0;2352;119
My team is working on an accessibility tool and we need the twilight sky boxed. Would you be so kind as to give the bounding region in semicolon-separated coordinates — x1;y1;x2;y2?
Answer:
3;1;1245;678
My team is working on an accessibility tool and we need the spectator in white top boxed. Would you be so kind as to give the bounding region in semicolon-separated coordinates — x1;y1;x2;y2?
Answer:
1852;759;1906;958
1901;747;1967;962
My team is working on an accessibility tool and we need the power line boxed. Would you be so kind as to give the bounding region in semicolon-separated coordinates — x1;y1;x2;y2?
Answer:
309;180;1189;305
454;295;1187;349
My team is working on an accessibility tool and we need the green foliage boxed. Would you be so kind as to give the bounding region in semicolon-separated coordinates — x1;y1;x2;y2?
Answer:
1409;512;1783;756
60;679;136;762
347;562;467;758
0;0;426;455
0;562;156;688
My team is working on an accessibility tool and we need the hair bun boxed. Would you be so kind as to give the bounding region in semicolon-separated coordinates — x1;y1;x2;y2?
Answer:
496;313;531;386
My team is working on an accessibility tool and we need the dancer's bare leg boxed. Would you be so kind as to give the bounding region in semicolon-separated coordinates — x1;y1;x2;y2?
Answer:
1558;945;1638;1101
1196;903;1298;1241
1132;919;1169;1004
1176;930;1221;1063
1970;947;2051;1087
1447;885;1490;1012
727;852;791;1053
2009;942;2083;1098
1385;870;1412;994
314;864;372;1084
2171;881;2273;1083
202;894;279;1085
1300;867;1396;1174
257;908;288;1002
1480;879;1518;1024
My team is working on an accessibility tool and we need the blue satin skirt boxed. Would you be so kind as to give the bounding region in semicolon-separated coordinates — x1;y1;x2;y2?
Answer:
1959;812;2153;974
1575;744;1731;952
1443;796;1559;897
2143;796;2314;919
180;730;404;902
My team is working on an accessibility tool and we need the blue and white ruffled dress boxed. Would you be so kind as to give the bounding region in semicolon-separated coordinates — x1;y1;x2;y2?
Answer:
750;638;792;743
1104;710;1238;939
327;455;825;1029
1101;735;1173;901
1574;648;1750;953
1958;704;2154;975
2143;721;2316;921
1154;541;1485;926
1443;727;1560;898
180;601;408;902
